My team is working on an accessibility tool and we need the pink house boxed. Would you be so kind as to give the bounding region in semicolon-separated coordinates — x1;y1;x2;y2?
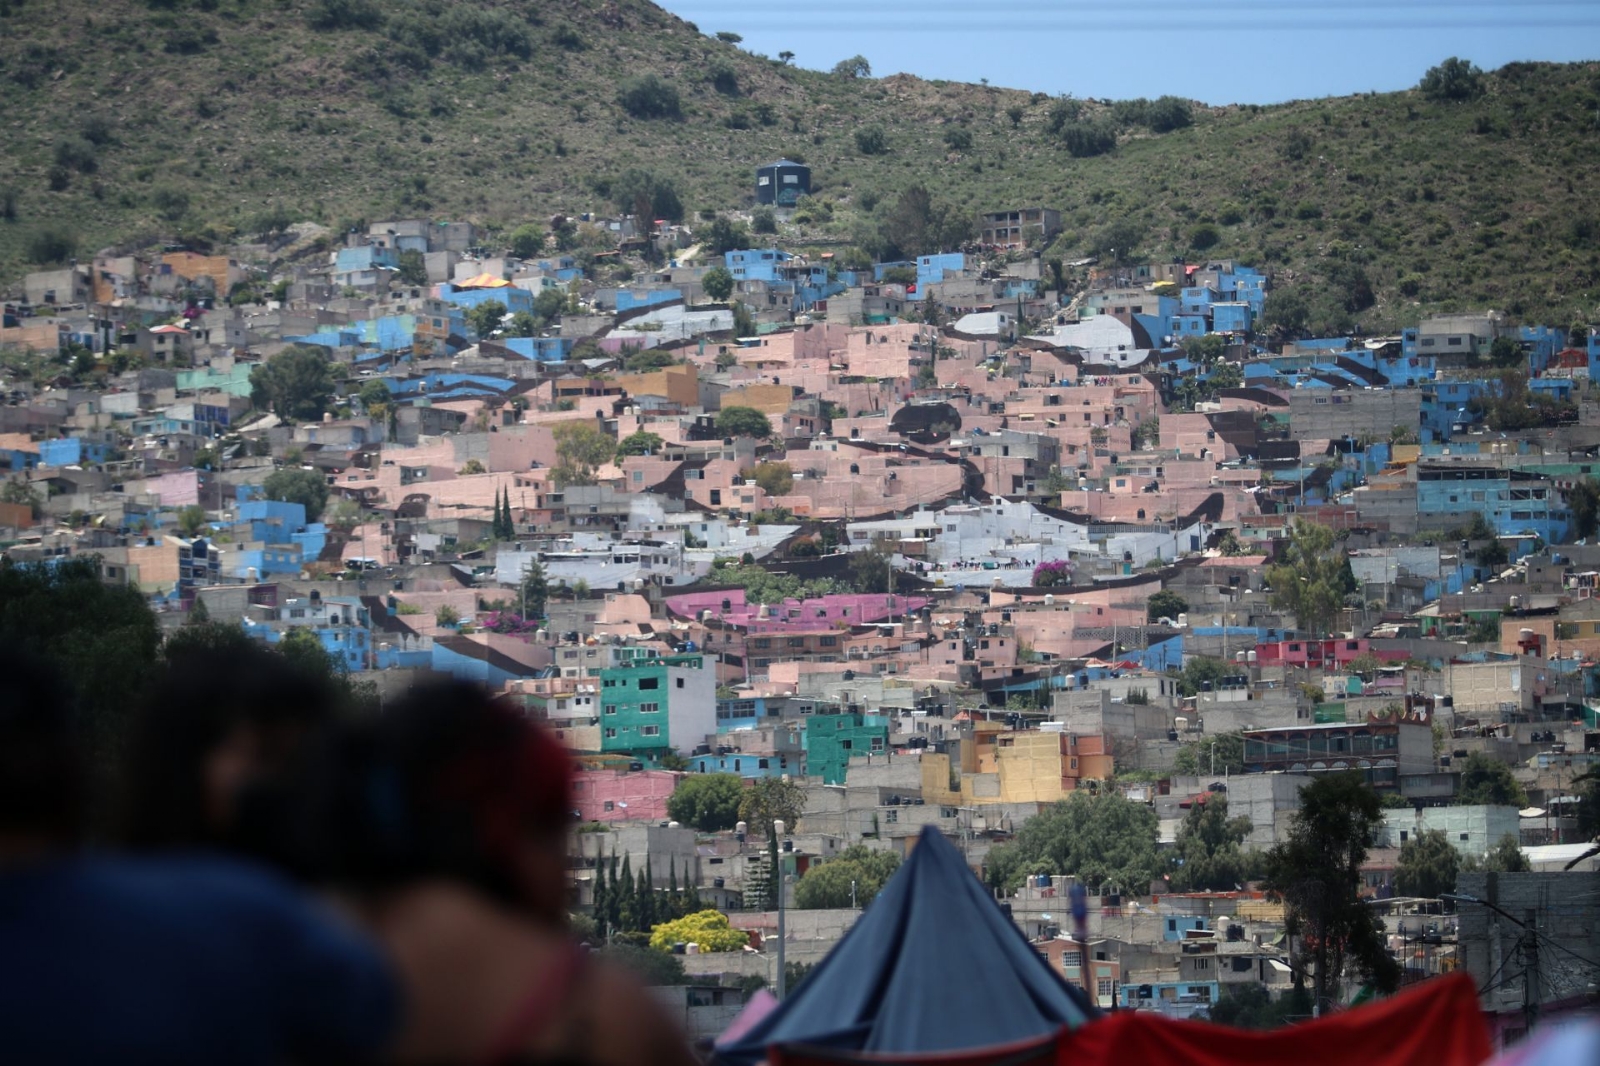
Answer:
1253;637;1381;669
571;768;683;823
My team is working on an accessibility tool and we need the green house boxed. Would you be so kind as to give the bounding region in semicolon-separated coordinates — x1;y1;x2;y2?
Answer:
804;710;890;785
599;652;715;758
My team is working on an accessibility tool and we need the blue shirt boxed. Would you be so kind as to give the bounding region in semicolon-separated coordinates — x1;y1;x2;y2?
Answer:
0;854;399;1065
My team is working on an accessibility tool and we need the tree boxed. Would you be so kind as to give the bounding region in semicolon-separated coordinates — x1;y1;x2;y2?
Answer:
262;467;330;522
466;299;508;339
533;288;567;321
1171;732;1245;777
616;431;664;458
0;556;162;761
854;127;888;155
175;504;208;537
648;910;749;953
715;406;772;439
868;184;972;261
1419;57;1485;102
552;422;616;488
278;626;345;681
1266;520;1354;639
357;378;392;411
1147;589;1188;623
1456;751;1528;807
751;461;794;498
794;845;900;909
435;605;460;627
1170;796;1258;891
982;791;1163;894
738;777;806;837
1346;652;1383;684
1481;832;1529;873
509;225;544;259
609;169;684;224
701;265;735;303
395;248;427;285
778;50;794;65
618;75;682;119
831;55;871;79
250;345;336;422
667;773;745;832
1;479;45;519
1265;773;1400;1012
1393;828;1460;900
1568;477;1600;540
517;559;548;620
1206;983;1312;1029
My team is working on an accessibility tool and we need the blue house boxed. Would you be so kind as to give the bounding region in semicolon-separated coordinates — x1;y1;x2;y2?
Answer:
725;249;793;283
1117;980;1221;1018
502;337;576;361
243;594;372;672
915;253;965;287
688;751;796;779
1415;465;1568;541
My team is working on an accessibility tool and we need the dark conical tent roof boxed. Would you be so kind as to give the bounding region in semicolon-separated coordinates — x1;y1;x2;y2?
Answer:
713;826;1096;1064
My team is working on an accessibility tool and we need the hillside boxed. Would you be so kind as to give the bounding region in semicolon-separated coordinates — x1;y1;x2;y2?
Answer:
1;0;1598;330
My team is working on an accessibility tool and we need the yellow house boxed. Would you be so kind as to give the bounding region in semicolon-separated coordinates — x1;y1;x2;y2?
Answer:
614;363;698;408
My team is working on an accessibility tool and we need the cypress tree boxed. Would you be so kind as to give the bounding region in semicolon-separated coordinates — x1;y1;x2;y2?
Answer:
685;867;702;913
668;858;681;918
617;854;638;932
637;861;656;932
592;852;609;935
606;852;623;932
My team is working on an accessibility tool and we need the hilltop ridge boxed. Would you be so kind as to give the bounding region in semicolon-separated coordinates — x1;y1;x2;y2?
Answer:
0;0;1597;328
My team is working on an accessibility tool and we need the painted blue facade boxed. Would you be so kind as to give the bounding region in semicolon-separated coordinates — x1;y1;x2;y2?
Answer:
440;285;534;315
1211;303;1252;334
244;619;370;672
1415;467;1567;541
725;249;793;283
386;373;515;400
616;289;682;312
1161;916;1211;941
915;253;965;286
334;246;399;274
431;640;519;687
872;260;916;282
502;337;576;361
688;752;795;778
1117;981;1221;1012
1420;380;1489;441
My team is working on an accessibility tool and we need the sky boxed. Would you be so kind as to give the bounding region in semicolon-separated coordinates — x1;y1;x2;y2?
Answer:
654;0;1600;105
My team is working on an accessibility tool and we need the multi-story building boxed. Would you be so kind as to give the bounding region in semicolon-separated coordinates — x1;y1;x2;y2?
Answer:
599;652;716;757
1241;716;1434;791
978;207;1062;250
804;709;889;785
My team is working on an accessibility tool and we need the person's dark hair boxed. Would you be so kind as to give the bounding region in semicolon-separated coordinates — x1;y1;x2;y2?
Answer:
120;642;340;854
304;679;573;908
0;649;84;842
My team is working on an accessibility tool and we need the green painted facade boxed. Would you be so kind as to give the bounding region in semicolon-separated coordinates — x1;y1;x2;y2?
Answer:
804;711;890;785
598;653;710;756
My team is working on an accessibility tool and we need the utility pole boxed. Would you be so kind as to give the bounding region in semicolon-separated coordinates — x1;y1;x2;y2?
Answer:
775;819;787;999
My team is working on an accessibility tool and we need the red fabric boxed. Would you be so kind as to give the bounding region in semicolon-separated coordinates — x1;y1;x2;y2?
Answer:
1057;972;1491;1066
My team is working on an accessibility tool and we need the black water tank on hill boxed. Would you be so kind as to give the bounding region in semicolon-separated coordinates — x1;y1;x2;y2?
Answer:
756;159;811;206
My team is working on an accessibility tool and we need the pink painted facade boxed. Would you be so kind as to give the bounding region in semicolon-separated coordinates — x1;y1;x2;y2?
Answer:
1253;637;1379;668
571;768;683;823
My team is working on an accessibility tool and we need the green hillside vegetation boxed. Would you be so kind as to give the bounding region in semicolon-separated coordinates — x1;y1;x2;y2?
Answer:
1;0;1598;330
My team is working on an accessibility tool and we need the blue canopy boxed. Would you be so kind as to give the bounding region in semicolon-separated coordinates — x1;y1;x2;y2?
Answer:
713;825;1096;1064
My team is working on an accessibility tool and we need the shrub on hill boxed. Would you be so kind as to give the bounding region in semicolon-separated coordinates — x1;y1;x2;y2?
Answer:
619;75;681;120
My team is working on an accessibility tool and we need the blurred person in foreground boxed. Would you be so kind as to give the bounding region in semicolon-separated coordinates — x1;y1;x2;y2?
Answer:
303;679;698;1066
119;641;342;867
0;648;400;1065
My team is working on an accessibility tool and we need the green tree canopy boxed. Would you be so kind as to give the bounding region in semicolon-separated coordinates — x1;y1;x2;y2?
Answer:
0;556;162;758
519;558;548;620
1568;477;1600;539
666;773;744;832
174;504;208;537
738;776;806;837
357;378;392;410
1265;773;1400;1011
1171;732;1245;776
1393;828;1460;900
262;467;330;523
1170;795;1259;891
1266;520;1355;638
794;844;900;909
1419;57;1485;102
466;299;508;339
1456;751;1528;807
616;431;665;458
831;55;871;78
552;422;617;488
701;265;735;302
751;461;794;498
609;168;684;223
250;344;336;422
1147;588;1188;623
715;406;772;439
983;791;1162;894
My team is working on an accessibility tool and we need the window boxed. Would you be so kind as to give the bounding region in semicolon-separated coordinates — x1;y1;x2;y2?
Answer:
1192;958;1211;972
603;801;614;812
820;635;838;647
1460;833;1469;842
638;677;659;690
603;703;617;716
1063;951;1082;968
640;702;659;715
604;727;617;739
640;725;660;737
1097;978;1114;999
